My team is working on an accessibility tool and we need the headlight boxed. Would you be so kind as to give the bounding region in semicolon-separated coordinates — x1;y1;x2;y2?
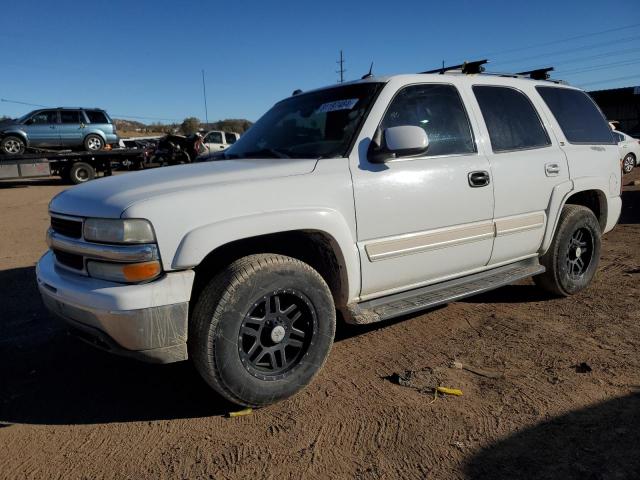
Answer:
83;218;155;244
87;260;161;283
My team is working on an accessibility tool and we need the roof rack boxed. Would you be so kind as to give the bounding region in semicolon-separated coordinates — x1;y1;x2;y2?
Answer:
516;67;554;80
421;59;488;75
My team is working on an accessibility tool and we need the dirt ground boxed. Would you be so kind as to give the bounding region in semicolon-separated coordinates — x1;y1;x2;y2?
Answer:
0;170;638;480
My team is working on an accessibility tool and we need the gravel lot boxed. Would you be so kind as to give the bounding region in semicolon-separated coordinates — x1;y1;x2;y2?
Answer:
0;170;638;479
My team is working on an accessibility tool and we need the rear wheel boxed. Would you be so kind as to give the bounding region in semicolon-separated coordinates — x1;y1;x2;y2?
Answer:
189;254;336;407
1;136;26;155
67;162;96;184
622;153;636;174
84;134;104;152
534;205;601;296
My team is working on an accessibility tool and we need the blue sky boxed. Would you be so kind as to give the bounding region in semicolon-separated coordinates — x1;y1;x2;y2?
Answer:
2;0;639;123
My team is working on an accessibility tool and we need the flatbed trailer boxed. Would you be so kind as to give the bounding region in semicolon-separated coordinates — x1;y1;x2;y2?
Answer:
0;148;146;184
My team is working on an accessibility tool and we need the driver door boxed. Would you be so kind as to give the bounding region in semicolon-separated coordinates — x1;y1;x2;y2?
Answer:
24;110;61;147
350;80;495;299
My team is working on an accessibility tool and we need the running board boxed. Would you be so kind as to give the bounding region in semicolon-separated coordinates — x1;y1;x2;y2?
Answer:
347;258;545;324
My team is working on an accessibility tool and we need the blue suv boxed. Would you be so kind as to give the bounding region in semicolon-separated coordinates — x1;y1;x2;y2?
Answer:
0;108;119;155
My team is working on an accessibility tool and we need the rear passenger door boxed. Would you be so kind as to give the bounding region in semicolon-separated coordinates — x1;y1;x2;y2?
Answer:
58;110;84;147
467;82;569;265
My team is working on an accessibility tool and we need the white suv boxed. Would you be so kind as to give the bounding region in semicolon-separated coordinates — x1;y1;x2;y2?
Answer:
37;69;622;407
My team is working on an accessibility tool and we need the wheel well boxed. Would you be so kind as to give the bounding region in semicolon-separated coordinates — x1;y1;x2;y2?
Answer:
192;230;348;308
1;132;28;144
564;189;607;231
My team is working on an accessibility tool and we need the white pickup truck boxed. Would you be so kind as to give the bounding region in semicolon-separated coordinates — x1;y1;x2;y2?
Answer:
37;70;622;407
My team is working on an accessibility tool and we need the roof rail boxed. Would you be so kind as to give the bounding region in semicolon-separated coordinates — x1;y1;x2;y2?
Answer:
421;59;488;75
516;67;554;80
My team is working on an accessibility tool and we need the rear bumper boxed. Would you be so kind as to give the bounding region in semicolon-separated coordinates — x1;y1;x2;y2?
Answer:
36;251;194;363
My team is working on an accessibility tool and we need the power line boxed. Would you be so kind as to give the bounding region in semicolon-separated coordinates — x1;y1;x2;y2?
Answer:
559;58;640;76
491;34;640;67
0;98;180;122
474;22;640;59
579;74;640;87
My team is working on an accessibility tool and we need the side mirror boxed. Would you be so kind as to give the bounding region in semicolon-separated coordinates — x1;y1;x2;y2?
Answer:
368;125;429;163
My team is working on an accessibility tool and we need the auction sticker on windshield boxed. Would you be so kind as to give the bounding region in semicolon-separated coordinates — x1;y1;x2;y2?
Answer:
316;98;359;113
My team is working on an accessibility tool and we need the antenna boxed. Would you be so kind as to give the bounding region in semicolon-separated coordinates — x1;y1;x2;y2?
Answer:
516;67;554;80
201;69;209;125
361;62;374;79
336;50;346;83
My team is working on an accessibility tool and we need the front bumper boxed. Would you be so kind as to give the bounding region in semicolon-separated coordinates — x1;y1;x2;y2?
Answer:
36;251;195;363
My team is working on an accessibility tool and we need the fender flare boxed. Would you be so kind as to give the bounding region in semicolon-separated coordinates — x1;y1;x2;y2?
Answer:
172;208;361;302
1;129;29;146
540;178;609;254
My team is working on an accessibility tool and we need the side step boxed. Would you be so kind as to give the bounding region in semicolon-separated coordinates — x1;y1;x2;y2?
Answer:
348;258;545;324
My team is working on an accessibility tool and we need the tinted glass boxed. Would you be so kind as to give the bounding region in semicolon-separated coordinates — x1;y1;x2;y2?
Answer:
473;86;550;152
224;132;237;144
31;111;58;124
85;110;108;123
536;87;614;144
224;83;382;159
381;84;475;156
206;132;223;143
60;110;81;124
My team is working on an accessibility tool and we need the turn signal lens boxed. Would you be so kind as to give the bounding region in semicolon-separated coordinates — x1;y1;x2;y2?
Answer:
87;260;161;283
122;261;161;282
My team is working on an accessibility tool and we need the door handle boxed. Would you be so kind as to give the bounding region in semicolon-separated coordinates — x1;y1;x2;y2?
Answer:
545;163;560;176
468;170;490;187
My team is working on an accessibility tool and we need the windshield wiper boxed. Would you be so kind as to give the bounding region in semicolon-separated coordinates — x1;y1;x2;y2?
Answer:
237;148;291;159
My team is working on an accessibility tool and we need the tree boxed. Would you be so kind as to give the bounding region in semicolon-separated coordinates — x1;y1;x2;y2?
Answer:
180;117;201;135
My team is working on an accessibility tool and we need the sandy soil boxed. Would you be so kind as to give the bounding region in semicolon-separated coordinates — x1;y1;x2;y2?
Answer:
0;170;638;479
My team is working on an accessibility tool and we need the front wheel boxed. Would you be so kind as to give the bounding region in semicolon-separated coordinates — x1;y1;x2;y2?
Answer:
1;136;26;155
622;153;636;174
534;205;601;296
189;254;336;407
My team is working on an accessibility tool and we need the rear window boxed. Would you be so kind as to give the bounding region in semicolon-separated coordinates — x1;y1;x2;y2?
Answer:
473;85;550;152
536;87;614;145
85;110;109;124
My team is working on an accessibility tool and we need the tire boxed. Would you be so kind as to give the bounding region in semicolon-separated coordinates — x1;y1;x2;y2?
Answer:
68;162;96;184
1;136;26;155
84;134;104;152
622;153;635;174
189;254;336;407
534;205;601;296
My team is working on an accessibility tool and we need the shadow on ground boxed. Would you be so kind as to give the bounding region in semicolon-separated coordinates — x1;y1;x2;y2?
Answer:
620;189;639;225
0;177;66;188
0;266;234;425
465;392;640;479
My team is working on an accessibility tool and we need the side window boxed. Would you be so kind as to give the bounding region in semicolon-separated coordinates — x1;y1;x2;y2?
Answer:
224;132;237;144
536;87;614;145
380;84;476;157
60;110;81;124
85;110;108;124
31;111;58;125
473;86;550;152
206;132;223;144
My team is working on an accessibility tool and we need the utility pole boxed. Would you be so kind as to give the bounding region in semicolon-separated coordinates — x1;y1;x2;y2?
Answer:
201;69;209;126
336;50;346;83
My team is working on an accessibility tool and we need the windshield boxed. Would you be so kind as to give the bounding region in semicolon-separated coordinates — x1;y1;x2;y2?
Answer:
223;83;382;159
17;111;36;123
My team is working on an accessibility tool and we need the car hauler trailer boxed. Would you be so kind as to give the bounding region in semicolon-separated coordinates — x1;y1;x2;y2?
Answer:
0;148;147;184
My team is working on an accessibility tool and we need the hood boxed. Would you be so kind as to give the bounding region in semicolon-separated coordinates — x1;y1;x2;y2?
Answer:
49;158;318;218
